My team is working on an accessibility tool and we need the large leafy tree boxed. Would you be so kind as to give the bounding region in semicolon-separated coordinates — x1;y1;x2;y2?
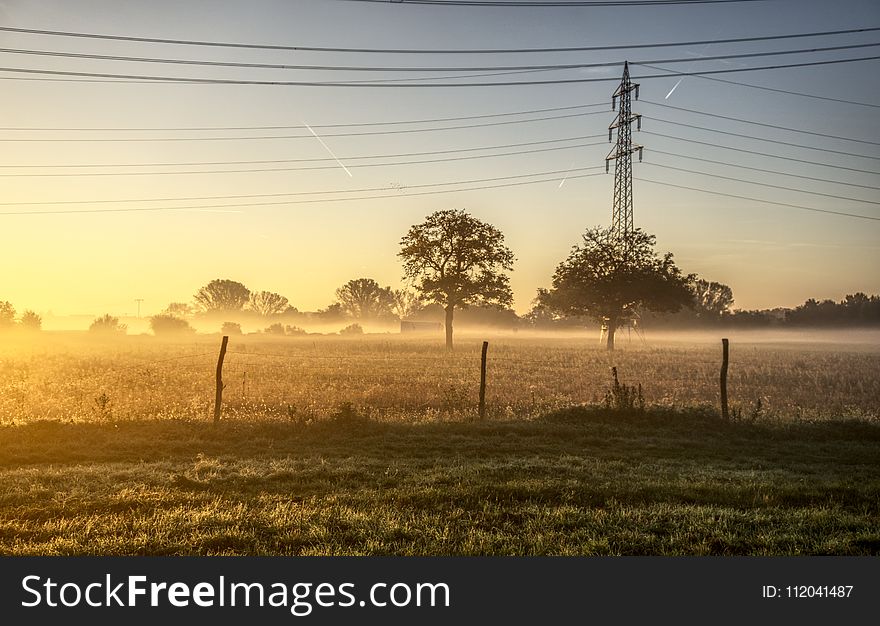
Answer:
399;209;514;349
335;278;395;319
540;227;693;350
194;279;250;313
249;290;290;317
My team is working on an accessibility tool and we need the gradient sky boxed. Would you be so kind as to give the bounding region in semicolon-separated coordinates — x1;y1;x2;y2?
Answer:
1;0;878;318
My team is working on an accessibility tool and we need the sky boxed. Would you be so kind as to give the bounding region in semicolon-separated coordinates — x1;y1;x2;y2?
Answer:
0;0;878;319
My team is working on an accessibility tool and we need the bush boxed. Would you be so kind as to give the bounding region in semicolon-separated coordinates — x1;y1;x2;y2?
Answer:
19;310;42;331
89;314;127;335
285;325;307;336
150;314;195;336
339;323;364;336
221;322;243;335
264;322;286;336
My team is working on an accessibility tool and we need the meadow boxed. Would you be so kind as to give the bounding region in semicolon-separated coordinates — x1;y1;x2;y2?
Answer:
0;330;878;555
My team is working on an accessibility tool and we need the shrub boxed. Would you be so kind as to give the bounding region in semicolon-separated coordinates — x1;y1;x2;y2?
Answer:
89;314;127;335
264;323;286;336
285;325;307;336
20;310;42;331
150;314;195;336
339;323;364;336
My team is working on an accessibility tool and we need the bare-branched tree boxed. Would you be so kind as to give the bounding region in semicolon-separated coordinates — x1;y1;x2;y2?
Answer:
249;291;290;317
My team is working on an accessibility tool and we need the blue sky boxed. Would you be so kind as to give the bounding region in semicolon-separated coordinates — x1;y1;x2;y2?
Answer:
0;0;878;316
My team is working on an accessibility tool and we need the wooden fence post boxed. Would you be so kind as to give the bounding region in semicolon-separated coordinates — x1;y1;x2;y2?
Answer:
720;338;729;420
213;335;229;424
479;341;489;420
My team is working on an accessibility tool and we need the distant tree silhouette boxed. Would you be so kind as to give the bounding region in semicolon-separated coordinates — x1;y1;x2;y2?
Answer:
19;310;42;331
693;279;734;317
335;278;395;319
314;302;346;322
150;314;195;336
249;291;289;317
392;288;425;320
194;279;250;313
221;321;243;335
339;323;364;335
399;210;514;349
786;293;880;326
264;322;286;335
540;227;693;350
89;314;127;335
0;301;15;330
163;302;195;317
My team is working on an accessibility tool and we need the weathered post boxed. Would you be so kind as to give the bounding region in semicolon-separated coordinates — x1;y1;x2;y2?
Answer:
213;335;229;425
479;341;489;420
720;338;729;420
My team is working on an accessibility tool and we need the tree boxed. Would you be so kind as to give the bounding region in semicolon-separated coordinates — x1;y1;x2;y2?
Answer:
193;279;250;313
221;321;243;335
399;209;514;349
164;302;195;317
693;279;734;317
0;301;15;329
392;288;425;320
249;290;290;317
335;278;395;319
150;314;195;336
539;227;694;350
89;314;127;335
19;310;42;331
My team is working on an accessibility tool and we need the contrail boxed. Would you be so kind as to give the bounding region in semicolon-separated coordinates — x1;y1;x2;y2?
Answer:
303;121;353;177
558;162;576;188
665;78;683;99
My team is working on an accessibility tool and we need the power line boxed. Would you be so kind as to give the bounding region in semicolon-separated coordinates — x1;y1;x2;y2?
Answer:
643;162;880;206
337;0;763;6
2;54;879;87
646;115;880;160
644;131;880;175
3;42;878;74
0;138;608;178
0;110;604;141
0;168;609;215
0;25;872;55
0;134;600;170
637;62;880;108
0;102;606;132
634;176;880;222
649;149;880;191
640;100;880;146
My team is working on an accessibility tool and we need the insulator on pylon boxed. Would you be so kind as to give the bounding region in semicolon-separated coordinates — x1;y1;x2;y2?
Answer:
606;160;610;174
608;128;613;142
638;147;643;162
611;96;616;111
635;84;640;100
636;116;642;131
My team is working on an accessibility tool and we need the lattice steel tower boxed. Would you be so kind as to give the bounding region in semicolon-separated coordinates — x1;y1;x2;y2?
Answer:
605;61;643;247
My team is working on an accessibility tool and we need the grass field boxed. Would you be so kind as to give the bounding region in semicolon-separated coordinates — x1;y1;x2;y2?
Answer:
0;331;877;555
1;409;878;555
1;331;878;424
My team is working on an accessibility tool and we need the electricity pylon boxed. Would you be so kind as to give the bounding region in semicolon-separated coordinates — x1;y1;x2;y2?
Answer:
605;60;643;251
600;61;646;346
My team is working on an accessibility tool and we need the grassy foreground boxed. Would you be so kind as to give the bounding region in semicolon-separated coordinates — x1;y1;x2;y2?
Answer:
1;408;878;555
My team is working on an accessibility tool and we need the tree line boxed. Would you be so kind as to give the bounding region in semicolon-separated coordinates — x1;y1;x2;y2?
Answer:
3;209;877;348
